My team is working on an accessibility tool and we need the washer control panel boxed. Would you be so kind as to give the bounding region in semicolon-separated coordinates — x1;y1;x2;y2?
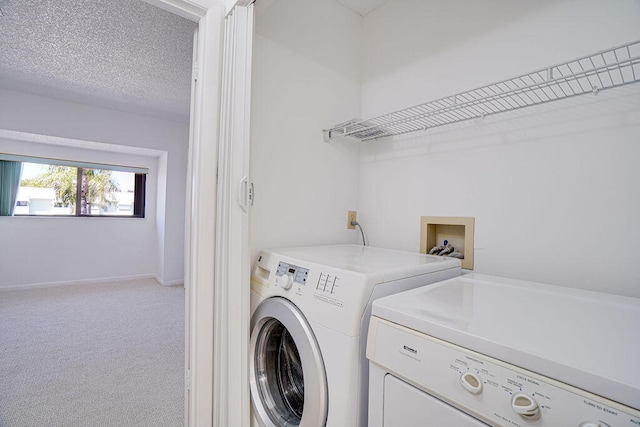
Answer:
368;317;640;426
275;262;309;290
251;250;379;337
315;272;340;295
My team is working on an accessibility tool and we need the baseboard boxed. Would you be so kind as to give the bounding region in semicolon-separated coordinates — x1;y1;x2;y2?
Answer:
0;274;158;292
154;276;185;287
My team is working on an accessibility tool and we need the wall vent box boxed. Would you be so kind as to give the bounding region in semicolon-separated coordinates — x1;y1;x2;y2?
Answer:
420;216;475;270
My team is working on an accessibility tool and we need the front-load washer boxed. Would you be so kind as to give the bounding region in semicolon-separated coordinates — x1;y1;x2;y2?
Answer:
367;273;640;426
249;244;461;427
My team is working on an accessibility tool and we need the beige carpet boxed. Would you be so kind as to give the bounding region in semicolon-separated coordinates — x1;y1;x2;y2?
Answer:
0;278;184;427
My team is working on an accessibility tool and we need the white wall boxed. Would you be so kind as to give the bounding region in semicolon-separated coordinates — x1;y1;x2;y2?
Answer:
358;0;640;297
0;88;189;287
249;0;362;262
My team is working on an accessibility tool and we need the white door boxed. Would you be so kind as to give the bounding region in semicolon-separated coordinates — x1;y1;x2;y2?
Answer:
150;1;255;426
215;3;255;426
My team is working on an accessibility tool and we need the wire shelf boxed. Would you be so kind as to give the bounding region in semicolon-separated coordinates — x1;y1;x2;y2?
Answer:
324;40;640;142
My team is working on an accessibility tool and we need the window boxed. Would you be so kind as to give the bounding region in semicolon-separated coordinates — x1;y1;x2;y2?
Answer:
0;154;147;217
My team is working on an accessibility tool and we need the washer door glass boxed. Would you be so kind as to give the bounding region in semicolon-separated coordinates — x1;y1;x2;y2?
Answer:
256;319;304;422
250;297;328;427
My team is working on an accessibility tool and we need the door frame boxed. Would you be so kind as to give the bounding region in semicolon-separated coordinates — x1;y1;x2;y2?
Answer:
141;1;249;426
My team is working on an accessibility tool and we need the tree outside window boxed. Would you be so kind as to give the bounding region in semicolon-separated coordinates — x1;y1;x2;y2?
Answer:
21;165;120;215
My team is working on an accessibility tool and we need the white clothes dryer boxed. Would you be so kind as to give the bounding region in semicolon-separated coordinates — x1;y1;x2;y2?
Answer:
367;273;640;426
249;244;461;427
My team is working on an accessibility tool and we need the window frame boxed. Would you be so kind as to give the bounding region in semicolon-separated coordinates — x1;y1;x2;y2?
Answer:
1;153;148;218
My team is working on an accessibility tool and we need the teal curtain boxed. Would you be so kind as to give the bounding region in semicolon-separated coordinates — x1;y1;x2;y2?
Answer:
0;160;23;216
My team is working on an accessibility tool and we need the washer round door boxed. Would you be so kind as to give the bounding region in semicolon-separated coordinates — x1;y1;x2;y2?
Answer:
250;297;328;427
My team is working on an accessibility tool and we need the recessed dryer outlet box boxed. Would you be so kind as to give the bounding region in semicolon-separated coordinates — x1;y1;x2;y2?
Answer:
420;216;475;270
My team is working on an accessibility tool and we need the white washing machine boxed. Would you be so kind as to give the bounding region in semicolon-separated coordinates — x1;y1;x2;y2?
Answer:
249;244;461;427
367;273;640;426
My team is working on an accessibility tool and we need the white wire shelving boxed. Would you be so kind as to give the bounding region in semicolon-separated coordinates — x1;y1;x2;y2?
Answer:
323;40;640;142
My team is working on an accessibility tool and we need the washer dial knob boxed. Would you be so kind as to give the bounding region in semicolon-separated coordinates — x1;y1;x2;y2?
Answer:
276;274;293;290
460;372;483;394
511;393;541;420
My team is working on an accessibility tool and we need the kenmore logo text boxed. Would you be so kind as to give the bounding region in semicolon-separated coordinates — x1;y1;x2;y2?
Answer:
403;345;417;354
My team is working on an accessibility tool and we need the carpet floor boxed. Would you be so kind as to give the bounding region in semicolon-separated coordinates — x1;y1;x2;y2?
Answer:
0;278;184;427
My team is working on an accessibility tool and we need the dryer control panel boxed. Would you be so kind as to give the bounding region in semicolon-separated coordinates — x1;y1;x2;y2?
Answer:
368;317;640;427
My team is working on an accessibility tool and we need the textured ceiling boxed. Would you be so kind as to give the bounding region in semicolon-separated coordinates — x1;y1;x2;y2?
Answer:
0;0;197;122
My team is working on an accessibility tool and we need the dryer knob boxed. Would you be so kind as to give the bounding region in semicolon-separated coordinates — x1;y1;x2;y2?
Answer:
277;274;293;290
460;372;483;394
511;393;541;420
